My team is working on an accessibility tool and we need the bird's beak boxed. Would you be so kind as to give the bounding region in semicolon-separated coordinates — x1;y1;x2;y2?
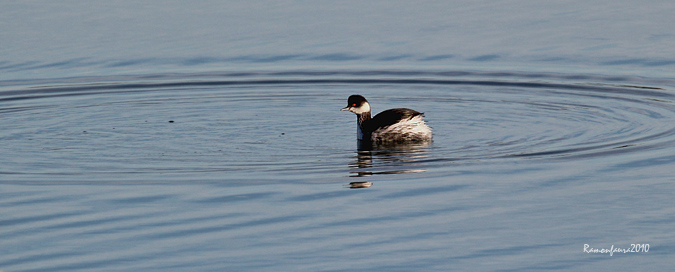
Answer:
341;106;350;111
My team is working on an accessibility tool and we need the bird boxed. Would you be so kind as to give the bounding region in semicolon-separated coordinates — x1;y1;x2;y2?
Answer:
341;95;432;144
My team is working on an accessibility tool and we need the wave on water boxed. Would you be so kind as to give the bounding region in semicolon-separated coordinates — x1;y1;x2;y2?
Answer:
1;70;675;183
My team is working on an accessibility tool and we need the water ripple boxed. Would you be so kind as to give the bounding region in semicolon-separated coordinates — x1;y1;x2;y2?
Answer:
0;70;674;183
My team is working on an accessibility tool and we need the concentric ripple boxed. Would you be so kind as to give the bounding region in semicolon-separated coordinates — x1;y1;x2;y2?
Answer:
427;82;675;161
1;70;674;183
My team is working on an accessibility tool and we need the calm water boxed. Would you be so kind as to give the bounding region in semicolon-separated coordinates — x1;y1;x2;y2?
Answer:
2;1;675;271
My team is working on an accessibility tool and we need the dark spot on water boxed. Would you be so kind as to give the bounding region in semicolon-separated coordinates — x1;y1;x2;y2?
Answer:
614;144;635;149
169;120;174;123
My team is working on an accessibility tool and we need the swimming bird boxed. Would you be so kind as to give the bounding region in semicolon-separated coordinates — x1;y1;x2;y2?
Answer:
341;95;432;144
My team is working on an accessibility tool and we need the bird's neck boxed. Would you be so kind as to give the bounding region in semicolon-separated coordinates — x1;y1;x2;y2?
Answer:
357;111;371;125
356;112;371;140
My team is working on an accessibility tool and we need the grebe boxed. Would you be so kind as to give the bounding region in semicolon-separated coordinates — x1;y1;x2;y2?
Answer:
341;95;432;143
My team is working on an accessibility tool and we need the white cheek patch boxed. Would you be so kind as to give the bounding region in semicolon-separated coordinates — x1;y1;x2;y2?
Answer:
351;103;370;114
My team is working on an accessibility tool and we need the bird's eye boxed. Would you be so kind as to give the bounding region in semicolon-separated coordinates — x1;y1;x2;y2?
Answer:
352;103;356;107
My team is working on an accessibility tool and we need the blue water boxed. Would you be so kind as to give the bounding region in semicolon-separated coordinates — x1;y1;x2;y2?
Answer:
2;1;675;271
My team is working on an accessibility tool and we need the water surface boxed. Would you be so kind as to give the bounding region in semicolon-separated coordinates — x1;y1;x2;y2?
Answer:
2;1;675;271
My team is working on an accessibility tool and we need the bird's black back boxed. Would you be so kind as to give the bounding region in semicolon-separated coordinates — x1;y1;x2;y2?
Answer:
362;108;423;133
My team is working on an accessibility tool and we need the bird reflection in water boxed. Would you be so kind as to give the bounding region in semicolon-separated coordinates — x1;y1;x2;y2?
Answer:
347;140;431;188
348;181;373;189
